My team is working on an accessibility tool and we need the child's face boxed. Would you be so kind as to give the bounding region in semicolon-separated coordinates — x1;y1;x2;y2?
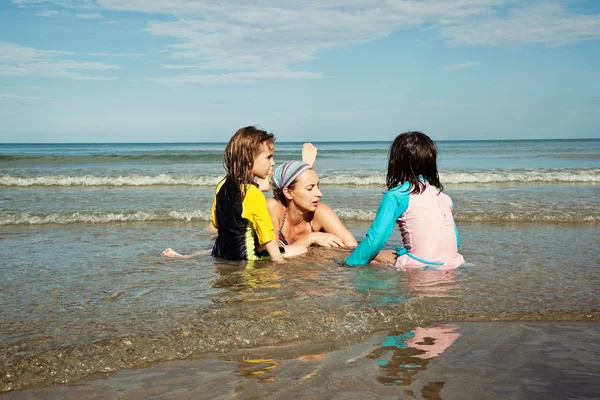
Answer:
251;142;275;180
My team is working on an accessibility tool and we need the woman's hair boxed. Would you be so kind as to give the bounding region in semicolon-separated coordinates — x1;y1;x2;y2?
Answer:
224;126;275;198
386;131;443;194
271;160;312;205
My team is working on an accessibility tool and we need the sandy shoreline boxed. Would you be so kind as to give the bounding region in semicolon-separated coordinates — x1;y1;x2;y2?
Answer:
3;321;599;400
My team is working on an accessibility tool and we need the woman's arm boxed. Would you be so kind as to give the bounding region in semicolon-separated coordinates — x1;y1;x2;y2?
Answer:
291;231;344;247
313;203;357;247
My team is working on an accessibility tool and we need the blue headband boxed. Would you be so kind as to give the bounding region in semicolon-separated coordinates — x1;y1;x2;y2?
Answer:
272;160;312;190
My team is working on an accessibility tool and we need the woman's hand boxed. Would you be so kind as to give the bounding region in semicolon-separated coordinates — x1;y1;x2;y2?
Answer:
301;143;318;167
309;232;344;247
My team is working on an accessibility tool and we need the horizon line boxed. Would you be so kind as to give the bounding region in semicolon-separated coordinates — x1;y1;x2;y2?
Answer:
1;137;599;145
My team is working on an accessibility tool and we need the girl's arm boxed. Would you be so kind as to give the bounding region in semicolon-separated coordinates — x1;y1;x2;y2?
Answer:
263;239;307;262
312;203;357;247
344;189;409;267
263;240;285;263
451;202;461;248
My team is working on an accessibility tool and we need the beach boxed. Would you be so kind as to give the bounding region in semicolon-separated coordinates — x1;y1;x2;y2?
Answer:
3;321;599;399
1;139;599;398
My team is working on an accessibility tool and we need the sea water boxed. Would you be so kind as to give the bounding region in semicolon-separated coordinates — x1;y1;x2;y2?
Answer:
1;139;598;392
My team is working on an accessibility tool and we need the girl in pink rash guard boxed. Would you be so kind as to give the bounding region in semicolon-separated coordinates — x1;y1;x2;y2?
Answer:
345;131;465;270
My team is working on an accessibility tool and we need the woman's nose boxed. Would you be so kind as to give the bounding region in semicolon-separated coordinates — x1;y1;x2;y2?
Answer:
315;187;322;197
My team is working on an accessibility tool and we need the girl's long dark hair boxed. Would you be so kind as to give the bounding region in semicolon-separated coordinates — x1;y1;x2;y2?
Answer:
224;126;274;199
386;131;443;194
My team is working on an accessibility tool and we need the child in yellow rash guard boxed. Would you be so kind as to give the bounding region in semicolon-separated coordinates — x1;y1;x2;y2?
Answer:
209;126;307;262
161;126;307;261
211;177;277;261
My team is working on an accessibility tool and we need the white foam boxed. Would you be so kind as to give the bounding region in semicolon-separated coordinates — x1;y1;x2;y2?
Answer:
0;210;212;225
441;169;600;184
332;208;377;221
320;169;600;185
1;208;596;225
1;169;598;187
0;174;224;187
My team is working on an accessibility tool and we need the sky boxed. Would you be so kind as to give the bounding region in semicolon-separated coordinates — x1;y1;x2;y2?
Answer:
0;0;599;143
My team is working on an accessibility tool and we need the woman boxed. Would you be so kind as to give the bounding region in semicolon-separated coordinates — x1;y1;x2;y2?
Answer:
162;144;356;258
268;160;357;248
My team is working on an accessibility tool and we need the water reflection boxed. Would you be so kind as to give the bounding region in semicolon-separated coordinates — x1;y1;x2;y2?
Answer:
367;324;460;396
212;261;281;293
234;357;282;383
353;267;411;305
403;270;459;298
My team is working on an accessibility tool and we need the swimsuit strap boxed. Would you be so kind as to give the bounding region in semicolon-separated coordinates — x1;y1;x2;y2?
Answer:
278;207;289;246
278;207;313;245
280;207;287;229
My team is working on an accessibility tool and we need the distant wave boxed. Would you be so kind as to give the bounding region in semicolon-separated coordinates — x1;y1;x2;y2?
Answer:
0;211;212;225
1;169;599;187
440;169;600;184
0;174;224;187
335;209;598;223
1;149;385;165
2;209;597;225
321;169;600;185
0;153;224;164
453;212;599;223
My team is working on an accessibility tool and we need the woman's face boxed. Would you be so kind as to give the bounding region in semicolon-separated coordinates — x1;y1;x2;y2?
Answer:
286;169;322;211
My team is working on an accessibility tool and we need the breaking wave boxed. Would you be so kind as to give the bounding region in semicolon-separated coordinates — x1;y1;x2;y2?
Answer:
2;209;597;225
1;169;598;187
0;211;212;225
0;174;224;187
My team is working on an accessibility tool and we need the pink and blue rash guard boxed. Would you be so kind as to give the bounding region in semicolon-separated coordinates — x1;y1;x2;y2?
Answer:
345;181;465;269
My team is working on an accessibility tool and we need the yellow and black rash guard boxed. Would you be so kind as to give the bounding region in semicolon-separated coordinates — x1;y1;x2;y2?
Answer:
211;177;276;261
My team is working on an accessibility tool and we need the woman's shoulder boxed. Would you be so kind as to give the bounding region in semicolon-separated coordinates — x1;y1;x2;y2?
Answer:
314;202;334;215
266;198;285;215
313;203;337;223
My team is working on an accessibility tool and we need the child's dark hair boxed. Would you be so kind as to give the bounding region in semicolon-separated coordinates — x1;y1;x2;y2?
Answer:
224;126;275;198
386;131;443;194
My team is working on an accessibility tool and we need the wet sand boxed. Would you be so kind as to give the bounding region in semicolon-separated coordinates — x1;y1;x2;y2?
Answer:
4;321;599;400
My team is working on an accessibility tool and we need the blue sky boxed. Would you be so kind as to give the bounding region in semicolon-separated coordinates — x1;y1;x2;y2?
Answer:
1;0;599;143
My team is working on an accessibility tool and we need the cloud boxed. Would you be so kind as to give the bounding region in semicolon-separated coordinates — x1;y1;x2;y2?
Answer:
0;92;49;105
151;69;324;86
12;0;600;85
77;13;102;19
440;62;480;71
33;9;61;16
440;2;600;46
0;42;123;80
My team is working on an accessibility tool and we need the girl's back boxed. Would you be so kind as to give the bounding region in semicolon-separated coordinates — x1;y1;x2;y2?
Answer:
396;184;464;269
345;131;465;269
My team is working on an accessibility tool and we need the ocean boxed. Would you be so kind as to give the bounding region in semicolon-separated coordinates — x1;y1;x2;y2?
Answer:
1;139;599;398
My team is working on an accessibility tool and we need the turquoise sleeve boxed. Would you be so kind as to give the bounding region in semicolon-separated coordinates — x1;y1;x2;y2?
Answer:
451;202;460;248
345;187;410;267
454;223;461;248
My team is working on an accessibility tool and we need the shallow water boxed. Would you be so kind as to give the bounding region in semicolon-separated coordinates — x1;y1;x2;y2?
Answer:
1;140;599;392
1;222;598;392
3;322;599;399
